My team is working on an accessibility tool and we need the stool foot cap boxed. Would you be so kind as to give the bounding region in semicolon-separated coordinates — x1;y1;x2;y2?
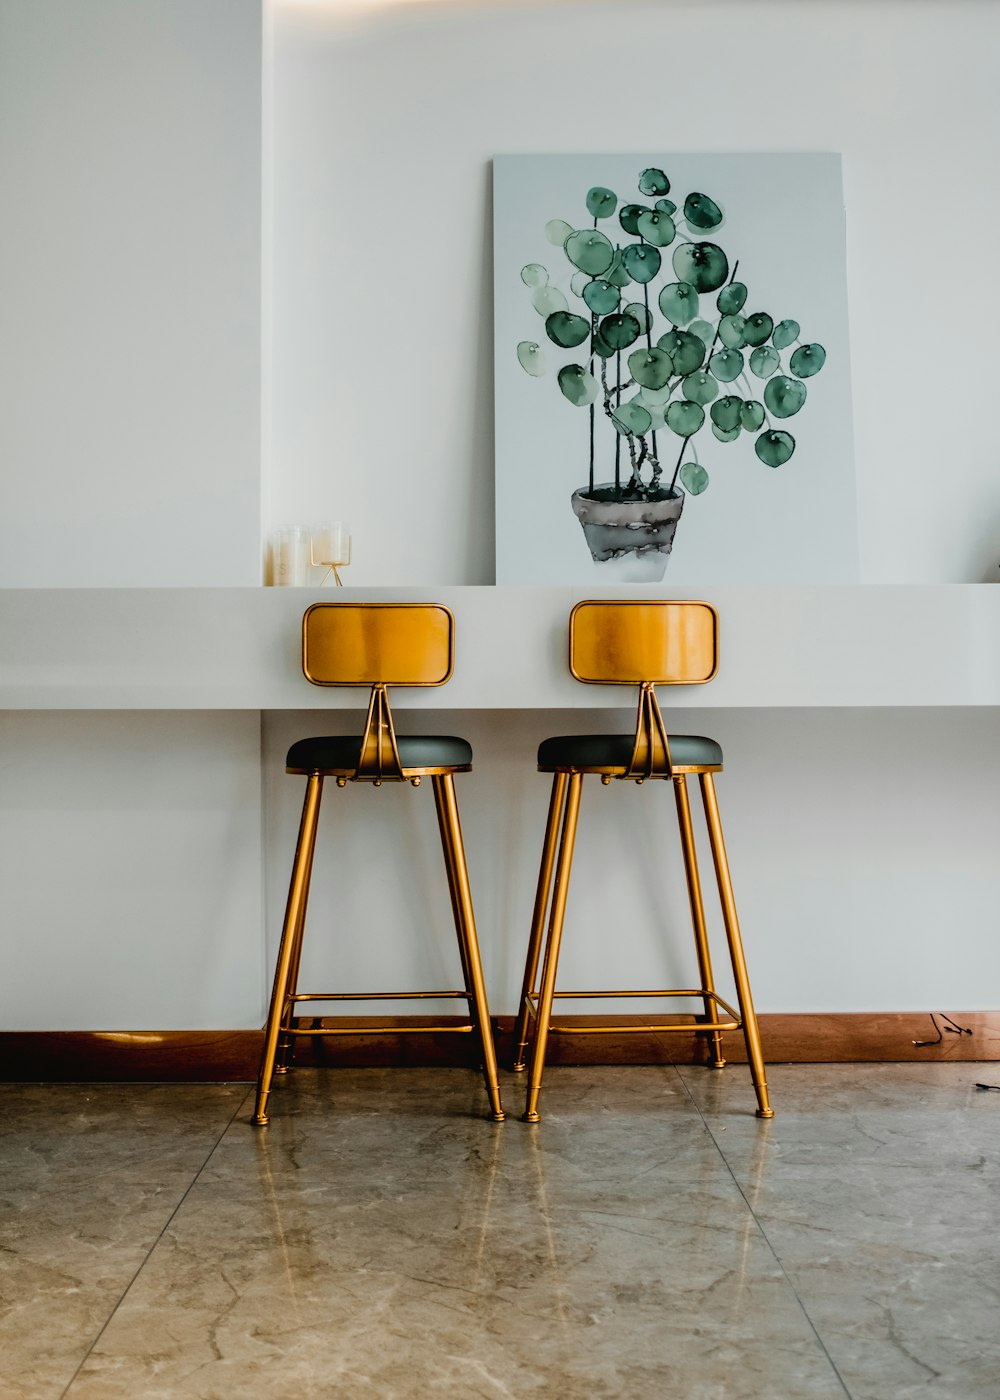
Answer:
709;1059;727;1070
511;1061;526;1074
488;1110;506;1123
251;1114;269;1127
521;1110;541;1124
755;1107;775;1119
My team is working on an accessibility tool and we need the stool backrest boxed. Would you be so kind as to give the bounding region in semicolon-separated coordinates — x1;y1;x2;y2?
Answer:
569;600;718;686
302;602;455;687
301;603;455;783
568;600;719;780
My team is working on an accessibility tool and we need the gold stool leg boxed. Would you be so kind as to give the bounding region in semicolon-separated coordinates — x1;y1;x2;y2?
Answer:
433;774;505;1123
673;775;726;1069
433;774;476;1023
274;810;319;1075
523;772;583;1124
699;773;774;1119
253;773;324;1127
513;772;568;1072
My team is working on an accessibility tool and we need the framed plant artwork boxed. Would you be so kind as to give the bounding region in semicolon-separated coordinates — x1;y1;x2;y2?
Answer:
494;153;857;584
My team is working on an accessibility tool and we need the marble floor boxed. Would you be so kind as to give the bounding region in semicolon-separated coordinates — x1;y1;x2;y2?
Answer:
2;1062;999;1399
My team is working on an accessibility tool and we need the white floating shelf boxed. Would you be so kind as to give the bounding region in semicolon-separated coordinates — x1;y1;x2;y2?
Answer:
2;585;999;710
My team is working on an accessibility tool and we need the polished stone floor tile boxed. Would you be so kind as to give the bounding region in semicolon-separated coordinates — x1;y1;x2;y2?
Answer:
676;1062;1000;1399
3;1064;997;1399
0;1083;248;1400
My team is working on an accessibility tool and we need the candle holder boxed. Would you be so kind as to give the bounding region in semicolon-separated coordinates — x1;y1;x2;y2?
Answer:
310;522;352;586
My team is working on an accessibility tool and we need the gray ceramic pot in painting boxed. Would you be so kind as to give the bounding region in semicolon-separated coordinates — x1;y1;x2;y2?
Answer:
571;485;685;582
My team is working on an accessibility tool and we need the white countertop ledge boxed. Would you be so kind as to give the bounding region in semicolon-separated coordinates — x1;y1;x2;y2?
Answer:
2;585;999;710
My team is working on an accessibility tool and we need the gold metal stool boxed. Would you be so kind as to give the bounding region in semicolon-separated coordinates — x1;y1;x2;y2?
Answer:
512;600;773;1123
253;602;505;1126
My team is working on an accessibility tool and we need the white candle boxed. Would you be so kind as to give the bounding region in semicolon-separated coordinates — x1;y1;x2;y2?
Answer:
273;526;309;585
312;521;351;566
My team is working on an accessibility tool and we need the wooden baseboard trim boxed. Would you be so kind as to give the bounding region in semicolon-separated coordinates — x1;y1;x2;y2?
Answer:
1;1012;998;1082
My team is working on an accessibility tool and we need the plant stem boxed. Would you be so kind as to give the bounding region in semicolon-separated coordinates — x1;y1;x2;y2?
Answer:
669;437;689;495
701;257;740;371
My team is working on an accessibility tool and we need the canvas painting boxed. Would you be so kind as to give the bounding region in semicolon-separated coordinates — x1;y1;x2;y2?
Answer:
494;153;857;585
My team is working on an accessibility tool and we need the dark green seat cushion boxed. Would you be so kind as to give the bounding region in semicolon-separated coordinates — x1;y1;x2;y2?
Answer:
287;734;472;773
538;732;722;771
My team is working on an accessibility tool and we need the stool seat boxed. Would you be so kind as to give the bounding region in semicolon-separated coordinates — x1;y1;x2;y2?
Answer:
287;734;473;774
538;733;722;772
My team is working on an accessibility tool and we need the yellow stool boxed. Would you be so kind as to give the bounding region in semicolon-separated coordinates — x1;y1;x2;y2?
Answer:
253;602;504;1126
513;600;772;1122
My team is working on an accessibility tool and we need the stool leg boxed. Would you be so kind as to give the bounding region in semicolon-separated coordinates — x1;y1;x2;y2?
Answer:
274;813;320;1075
513;772;568;1072
699;773;774;1119
253;773;324;1127
523;772;583;1124
432;774;505;1123
433;777;476;1023
673;775;726;1069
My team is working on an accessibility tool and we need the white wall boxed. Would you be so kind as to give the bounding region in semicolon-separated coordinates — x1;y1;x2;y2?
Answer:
0;0;263;586
270;0;1000;585
0;712;263;1031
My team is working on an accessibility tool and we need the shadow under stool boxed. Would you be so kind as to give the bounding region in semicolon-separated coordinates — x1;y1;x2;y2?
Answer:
253;602;505;1126
512;599;773;1123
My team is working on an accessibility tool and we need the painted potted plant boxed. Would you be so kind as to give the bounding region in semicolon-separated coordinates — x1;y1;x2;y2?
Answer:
515;166;826;581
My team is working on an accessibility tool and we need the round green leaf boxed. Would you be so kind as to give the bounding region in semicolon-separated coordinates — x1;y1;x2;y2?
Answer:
741;399;765;431
671;241;729;293
644;402;668;430
790;343;827;378
545;311;591;348
599;311;641;351
710;395;743;431
521;263;548;289
658;281;698;325
622;243;661;284
570;271;590;297
712;424;741;443
743;312;775;347
586;186;617;219
611;400;652;436
656;329;705;375
684;192;723;231
545;218;573;246
532;286;568;317
516;341;546;377
665;399;706;438
623;300;651;334
710;348;743;382
619;203;649;236
749;346;780;378
639;382;672;406
688;318;715;346
717;281;748;315
628;345;674;390
679;461;709;495
564;228;615;276
772;318;800;350
558;364;598;406
718;314;747;350
655;197;677;216
764;375;807;418
682;371;717;405
755;429;795;466
636;209;676;246
583;279;620;315
639;167;670;196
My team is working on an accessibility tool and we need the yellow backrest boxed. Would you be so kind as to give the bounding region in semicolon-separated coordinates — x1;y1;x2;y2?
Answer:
569;600;719;686
302;603;455;688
